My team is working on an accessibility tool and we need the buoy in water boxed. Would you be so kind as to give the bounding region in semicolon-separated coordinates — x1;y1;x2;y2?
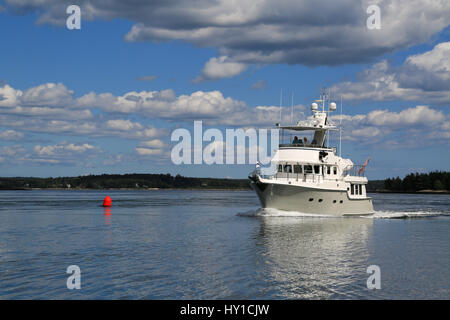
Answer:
103;196;112;207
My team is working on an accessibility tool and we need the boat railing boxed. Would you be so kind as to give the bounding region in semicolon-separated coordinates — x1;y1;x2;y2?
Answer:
269;172;323;183
343;165;366;177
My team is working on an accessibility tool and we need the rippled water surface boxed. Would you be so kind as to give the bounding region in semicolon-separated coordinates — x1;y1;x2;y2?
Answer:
0;190;449;299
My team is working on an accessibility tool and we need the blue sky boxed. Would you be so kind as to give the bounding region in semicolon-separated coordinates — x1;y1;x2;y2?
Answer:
0;0;449;180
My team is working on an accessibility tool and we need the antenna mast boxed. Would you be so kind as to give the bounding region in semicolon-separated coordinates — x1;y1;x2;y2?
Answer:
339;96;343;157
291;92;294;124
279;88;283;123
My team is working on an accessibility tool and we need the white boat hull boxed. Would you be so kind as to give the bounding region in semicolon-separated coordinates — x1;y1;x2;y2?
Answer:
250;179;374;216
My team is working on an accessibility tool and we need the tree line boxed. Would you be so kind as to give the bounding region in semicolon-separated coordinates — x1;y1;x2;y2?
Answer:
368;171;450;192
0;173;251;190
1;171;448;192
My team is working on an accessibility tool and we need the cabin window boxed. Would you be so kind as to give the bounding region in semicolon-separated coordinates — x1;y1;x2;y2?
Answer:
284;165;292;173
293;165;303;174
352;184;363;195
304;165;313;174
326;166;331;175
314;165;320;174
278;164;283;173
333;166;337;175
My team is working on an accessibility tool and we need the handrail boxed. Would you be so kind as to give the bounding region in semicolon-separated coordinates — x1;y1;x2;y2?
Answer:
343;164;366;177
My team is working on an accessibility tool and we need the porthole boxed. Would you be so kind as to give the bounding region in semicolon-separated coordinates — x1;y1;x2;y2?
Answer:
309;198;314;202
318;199;323;203
340;200;343;203
333;200;337;203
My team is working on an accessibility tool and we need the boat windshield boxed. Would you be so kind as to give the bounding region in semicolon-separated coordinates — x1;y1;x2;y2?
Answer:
279;128;331;148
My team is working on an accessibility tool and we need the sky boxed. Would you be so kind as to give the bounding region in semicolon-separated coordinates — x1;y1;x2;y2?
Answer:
0;0;449;180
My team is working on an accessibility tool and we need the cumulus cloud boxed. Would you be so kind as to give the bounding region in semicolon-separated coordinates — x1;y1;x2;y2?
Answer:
251;80;268;90
331;42;450;105
330;105;450;147
5;0;450;76
106;119;143;131
365;106;444;127
75;86;308;126
135;138;167;158
34;142;97;156
21;83;73;107
0;82;92;119
0;129;24;141
76;88;248;121
0;84;22;107
396;42;450;92
135;147;164;156
1;81;309;128
140;139;164;148
26;142;102;165
193;56;248;82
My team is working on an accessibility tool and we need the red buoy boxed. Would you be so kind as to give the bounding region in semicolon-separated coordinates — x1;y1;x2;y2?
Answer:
103;196;112;207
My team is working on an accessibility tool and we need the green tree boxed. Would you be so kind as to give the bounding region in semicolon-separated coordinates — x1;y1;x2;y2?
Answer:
433;179;444;190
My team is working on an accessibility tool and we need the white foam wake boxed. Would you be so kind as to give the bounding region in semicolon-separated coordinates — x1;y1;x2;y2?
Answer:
237;207;335;218
368;210;449;219
237;208;449;219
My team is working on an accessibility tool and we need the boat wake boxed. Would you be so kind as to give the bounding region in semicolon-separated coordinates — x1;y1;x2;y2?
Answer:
237;208;450;219
369;210;450;219
237;208;335;218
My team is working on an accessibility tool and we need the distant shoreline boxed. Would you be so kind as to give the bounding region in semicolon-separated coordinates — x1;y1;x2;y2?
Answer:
368;190;450;195
0;187;251;191
1;172;449;194
1;188;449;194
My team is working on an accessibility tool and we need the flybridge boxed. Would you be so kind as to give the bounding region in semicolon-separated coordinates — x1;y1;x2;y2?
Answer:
277;93;341;150
277;93;339;131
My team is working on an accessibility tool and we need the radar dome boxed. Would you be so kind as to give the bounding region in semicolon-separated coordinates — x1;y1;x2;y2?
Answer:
329;102;337;111
311;103;319;111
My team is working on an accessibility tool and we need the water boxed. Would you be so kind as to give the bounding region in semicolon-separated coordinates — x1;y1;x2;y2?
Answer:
0;190;449;299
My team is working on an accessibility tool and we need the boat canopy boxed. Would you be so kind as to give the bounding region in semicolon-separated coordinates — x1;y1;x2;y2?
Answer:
278;110;337;148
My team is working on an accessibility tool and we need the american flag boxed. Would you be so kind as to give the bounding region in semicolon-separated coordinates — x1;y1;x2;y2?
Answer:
358;157;370;176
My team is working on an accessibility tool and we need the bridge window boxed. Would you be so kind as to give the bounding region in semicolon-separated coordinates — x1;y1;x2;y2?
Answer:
351;184;355;195
314;165;320;174
333;166;337;175
326;166;331;175
304;165;313;174
284;164;292;173
293;165;303;174
278;164;283;173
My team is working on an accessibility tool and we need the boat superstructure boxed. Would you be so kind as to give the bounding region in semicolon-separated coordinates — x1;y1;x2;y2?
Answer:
249;93;374;216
